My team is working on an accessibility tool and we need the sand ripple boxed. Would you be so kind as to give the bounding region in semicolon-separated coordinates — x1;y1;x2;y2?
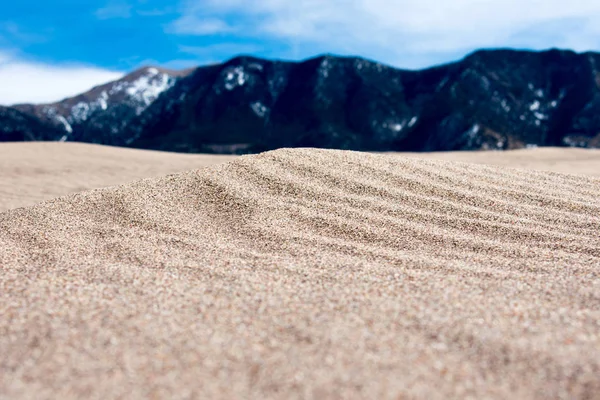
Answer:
1;148;600;399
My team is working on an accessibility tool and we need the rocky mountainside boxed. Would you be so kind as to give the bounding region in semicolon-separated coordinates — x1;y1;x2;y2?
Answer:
0;106;65;141
10;67;192;144
3;49;600;152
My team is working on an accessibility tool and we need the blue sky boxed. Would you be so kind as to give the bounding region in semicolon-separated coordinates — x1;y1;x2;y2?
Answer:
1;0;600;104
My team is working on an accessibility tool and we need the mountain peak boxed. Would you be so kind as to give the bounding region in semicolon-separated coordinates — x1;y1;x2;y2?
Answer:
10;65;193;144
130;65;195;79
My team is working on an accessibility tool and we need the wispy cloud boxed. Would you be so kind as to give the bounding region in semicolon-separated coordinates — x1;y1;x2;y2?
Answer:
0;50;123;105
179;43;262;57
95;1;132;20
0;22;48;44
170;0;600;68
137;7;176;17
0;51;11;64
168;16;235;35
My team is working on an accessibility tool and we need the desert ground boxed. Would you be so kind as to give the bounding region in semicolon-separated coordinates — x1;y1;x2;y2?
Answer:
2;143;600;212
1;143;599;399
404;146;600;177
0;142;236;212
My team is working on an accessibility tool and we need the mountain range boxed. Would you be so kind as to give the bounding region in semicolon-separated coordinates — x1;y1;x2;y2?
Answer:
2;48;600;153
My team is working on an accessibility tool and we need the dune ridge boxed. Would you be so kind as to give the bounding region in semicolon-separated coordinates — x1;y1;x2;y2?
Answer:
2;143;600;214
1;148;600;399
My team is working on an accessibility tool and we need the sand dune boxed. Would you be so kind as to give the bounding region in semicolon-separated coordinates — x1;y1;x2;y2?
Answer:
404;147;600;177
2;143;600;213
1;148;599;399
0;142;235;212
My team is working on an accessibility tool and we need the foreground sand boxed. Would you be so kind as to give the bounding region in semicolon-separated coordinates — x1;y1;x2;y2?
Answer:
0;142;235;212
1;148;599;399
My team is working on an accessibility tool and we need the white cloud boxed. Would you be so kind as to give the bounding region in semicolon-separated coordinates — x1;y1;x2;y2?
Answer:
95;1;132;20
179;43;262;56
0;22;47;43
168;16;235;35
174;0;600;67
0;51;11;64
137;7;175;17
0;51;124;105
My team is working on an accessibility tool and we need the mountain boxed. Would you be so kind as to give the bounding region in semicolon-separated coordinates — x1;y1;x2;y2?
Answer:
3;49;600;153
11;66;192;145
0;106;65;141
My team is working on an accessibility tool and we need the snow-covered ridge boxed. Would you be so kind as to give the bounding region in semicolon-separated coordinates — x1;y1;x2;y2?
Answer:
42;68;177;128
111;67;175;115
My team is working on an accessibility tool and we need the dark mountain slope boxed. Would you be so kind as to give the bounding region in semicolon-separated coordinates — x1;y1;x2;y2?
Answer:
0;106;64;142
127;49;600;153
4;49;600;153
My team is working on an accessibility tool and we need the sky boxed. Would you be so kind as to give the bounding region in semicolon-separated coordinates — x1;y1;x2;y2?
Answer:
1;0;600;105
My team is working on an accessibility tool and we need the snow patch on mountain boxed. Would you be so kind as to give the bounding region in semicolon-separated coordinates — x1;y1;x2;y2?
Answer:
125;72;174;114
98;91;108;111
390;123;403;132
250;101;268;118
248;63;263;72
380;120;405;132
64;69;176;123
319;58;332;79
467;124;481;139
529;100;540;111
55;115;72;133
71;102;91;123
224;66;247;91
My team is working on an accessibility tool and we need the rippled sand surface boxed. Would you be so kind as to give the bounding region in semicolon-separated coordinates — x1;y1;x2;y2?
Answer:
1;147;599;399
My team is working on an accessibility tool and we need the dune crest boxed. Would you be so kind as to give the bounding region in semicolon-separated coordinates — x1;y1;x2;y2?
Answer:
1;148;600;399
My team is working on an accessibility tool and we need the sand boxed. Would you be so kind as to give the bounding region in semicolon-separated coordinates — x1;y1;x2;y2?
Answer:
3;143;600;214
1;145;600;399
403;147;600;177
0;142;235;212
